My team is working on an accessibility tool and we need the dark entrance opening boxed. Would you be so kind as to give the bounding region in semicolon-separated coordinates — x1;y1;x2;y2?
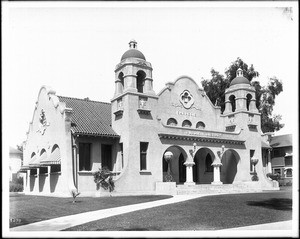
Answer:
179;153;186;183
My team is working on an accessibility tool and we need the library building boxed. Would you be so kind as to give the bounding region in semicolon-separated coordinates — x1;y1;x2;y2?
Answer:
20;40;279;196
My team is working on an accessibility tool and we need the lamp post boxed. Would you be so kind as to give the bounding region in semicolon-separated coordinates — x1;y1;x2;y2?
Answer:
251;156;259;181
164;151;173;182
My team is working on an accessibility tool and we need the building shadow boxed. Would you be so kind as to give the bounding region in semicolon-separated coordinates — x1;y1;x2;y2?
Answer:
247;198;292;211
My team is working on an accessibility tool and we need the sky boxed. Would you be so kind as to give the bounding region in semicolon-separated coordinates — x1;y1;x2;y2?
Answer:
3;1;299;148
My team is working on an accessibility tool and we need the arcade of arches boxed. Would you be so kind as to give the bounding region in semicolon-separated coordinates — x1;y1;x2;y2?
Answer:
162;145;240;185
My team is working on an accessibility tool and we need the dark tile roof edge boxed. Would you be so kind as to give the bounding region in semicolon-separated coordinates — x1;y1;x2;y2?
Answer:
57;95;111;105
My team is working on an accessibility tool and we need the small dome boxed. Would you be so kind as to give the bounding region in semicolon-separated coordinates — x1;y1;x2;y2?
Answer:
121;49;146;61
230;68;250;86
120;39;146;61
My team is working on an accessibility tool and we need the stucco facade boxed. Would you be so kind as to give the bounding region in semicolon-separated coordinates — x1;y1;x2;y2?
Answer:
21;40;279;196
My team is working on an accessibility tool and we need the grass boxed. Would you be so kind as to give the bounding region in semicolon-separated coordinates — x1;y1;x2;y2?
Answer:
64;190;292;231
9;194;172;228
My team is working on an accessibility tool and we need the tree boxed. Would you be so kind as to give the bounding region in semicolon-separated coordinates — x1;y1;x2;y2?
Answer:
201;57;284;133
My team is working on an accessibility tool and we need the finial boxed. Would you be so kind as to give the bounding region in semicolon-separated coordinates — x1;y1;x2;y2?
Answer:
129;39;137;49
236;68;243;77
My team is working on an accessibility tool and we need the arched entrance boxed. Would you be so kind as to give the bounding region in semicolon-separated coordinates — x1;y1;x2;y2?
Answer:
193;148;215;184
221;149;240;184
162;146;187;184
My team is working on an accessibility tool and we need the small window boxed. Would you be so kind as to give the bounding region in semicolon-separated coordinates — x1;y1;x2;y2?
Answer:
285;157;292;166
140;142;149;171
273;168;282;176
246;94;252;111
182;120;192;128
137;70;146;93
167;118;178;126
285;168;292;177
229;95;236;112
196;121;205;129
79;143;91;171
205;154;213;172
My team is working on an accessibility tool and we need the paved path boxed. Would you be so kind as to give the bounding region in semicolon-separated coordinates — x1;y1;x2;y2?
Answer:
10;194;205;231
10;194;293;232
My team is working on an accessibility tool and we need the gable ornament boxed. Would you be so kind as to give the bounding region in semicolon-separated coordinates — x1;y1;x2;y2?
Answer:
36;109;50;135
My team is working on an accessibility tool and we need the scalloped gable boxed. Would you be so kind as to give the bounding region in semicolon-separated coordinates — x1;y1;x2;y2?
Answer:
158;75;220;110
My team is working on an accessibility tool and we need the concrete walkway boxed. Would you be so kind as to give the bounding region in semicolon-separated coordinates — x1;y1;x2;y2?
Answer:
10;194;293;232
10;194;205;231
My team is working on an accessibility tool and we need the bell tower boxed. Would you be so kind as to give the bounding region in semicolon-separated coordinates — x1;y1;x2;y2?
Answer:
114;40;155;96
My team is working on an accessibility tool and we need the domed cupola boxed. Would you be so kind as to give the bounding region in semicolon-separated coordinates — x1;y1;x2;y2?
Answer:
121;39;146;61
230;68;250;86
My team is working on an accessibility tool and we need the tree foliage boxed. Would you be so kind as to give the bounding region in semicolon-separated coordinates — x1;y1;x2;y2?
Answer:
201;57;284;133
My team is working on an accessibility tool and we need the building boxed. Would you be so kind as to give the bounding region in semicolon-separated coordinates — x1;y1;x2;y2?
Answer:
20;40;279;196
270;134;293;185
9;147;23;182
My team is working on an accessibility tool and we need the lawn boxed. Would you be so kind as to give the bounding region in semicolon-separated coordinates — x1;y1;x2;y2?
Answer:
64;189;293;231
9;194;172;228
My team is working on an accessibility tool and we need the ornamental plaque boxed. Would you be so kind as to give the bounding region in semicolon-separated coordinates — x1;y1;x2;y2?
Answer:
179;90;194;109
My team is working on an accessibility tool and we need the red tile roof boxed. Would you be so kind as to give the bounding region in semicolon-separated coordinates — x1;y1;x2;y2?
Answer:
58;96;119;138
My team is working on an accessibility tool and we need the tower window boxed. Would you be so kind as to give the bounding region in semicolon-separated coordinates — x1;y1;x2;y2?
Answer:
229;95;236;112
246;94;252;111
118;72;124;93
137;70;146;93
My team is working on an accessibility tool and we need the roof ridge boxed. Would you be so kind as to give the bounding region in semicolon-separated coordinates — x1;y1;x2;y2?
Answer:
57;95;111;105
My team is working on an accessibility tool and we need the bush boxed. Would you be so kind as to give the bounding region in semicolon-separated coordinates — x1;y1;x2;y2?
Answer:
9;176;23;192
93;167;115;193
267;173;281;181
9;182;23;192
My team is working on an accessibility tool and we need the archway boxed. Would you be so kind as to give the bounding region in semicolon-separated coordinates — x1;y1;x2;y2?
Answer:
162;146;187;184
193;148;215;184
221;149;240;184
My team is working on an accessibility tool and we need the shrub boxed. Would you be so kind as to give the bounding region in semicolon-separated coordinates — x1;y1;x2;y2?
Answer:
9;182;23;192
267;173;280;181
93;167;115;193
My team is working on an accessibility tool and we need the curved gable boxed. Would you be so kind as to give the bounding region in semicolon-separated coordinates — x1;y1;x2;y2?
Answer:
157;76;222;132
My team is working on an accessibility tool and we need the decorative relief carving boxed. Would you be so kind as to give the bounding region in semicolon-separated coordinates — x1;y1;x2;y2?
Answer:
36;109;50;135
180;90;194;109
139;97;147;109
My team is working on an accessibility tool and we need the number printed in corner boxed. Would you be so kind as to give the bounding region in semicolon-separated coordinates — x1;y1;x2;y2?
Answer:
10;218;22;223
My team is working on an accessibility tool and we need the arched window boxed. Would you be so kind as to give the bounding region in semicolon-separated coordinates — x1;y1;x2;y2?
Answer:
137;70;146;93
182;120;192;128
229;95;236;112
196;121;205;129
246;94;252;111
118;72;124;92
167;118;178;126
205;154;213;172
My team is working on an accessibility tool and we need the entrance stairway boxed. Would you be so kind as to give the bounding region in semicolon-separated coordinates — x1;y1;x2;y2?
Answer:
176;183;262;195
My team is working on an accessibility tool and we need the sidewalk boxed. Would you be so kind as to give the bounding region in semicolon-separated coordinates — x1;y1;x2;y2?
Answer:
10;194;204;231
10;193;293;232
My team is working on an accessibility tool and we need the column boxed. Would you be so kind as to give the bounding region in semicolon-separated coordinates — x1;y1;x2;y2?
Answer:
48;166;51;193
26;169;30;192
267;149;272;174
211;163;223;185
184;161;195;186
